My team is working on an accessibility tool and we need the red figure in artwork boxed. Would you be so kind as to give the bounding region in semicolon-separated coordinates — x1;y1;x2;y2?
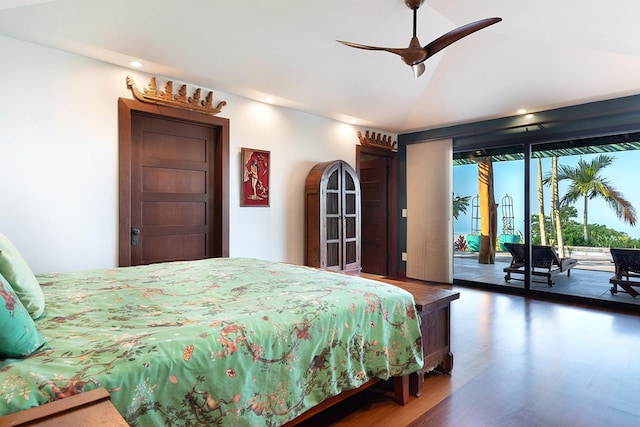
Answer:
243;151;269;204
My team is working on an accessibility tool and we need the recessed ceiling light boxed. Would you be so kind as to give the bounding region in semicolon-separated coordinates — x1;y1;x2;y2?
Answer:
265;96;275;103
517;109;527;115
129;61;143;68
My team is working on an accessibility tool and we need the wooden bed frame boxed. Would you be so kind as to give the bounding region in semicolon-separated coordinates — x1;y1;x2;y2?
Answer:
0;379;407;427
282;376;409;426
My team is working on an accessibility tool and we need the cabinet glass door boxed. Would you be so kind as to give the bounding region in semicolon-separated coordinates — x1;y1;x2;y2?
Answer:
343;169;359;269
325;168;341;269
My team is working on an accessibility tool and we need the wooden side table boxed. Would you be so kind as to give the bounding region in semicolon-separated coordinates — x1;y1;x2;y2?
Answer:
391;281;460;397
0;388;128;427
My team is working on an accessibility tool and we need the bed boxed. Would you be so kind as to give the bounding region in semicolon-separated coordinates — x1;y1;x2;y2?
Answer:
0;257;423;426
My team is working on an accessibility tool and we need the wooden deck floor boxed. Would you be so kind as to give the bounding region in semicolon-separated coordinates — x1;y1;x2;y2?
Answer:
453;252;640;310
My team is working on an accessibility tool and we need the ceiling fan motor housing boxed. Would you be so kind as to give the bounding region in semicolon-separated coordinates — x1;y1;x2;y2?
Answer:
404;0;425;10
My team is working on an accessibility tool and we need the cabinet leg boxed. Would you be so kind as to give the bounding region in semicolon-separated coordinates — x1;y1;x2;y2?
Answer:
438;352;454;375
408;368;427;397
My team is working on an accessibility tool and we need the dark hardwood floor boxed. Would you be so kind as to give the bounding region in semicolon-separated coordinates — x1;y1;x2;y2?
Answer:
298;282;640;427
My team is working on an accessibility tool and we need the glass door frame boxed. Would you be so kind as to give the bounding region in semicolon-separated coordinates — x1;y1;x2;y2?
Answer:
452;144;534;291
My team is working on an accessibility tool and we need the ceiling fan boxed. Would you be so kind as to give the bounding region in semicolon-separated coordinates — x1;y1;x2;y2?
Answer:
337;0;501;78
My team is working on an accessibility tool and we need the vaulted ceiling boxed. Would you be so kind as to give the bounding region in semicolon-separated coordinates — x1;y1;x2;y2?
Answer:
2;0;640;133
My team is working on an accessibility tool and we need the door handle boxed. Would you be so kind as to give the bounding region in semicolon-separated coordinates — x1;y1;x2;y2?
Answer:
131;226;141;246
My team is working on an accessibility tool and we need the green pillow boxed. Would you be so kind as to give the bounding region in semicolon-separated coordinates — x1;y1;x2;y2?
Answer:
0;273;49;358
0;233;45;319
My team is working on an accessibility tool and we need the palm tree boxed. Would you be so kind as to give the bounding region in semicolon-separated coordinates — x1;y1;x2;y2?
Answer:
551;157;566;257
556;154;637;242
536;157;547;245
453;193;472;220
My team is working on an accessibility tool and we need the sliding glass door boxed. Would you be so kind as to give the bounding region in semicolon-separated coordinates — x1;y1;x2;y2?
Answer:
531;137;640;302
452;146;526;288
452;132;640;309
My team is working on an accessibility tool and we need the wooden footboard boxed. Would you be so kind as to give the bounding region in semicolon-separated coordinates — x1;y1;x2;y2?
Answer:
282;375;408;426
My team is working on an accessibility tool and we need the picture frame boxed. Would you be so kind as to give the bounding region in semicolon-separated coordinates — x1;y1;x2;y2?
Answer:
241;148;270;207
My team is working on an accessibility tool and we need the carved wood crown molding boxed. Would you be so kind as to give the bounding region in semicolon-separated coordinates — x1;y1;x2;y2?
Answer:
126;75;227;116
357;130;397;152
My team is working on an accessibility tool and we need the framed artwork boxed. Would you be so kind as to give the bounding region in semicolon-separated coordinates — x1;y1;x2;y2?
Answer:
241;148;270;206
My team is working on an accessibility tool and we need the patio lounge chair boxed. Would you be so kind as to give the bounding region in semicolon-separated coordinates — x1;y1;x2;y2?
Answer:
503;243;578;287
609;248;640;298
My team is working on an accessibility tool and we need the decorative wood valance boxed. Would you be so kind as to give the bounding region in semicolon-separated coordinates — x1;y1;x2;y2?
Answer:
126;75;226;116
357;130;397;152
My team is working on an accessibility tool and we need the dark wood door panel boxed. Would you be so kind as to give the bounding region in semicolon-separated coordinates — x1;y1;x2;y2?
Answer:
141;234;206;263
130;112;215;265
141;201;206;227
142;132;207;162
141;167;207;194
360;157;388;275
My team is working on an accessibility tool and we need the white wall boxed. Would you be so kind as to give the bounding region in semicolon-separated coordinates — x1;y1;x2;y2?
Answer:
0;35;373;273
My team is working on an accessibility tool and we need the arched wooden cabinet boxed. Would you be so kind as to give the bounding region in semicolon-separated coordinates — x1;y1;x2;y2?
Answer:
304;160;361;274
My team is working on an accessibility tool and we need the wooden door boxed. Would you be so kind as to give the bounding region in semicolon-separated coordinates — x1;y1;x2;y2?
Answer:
357;146;397;277
130;114;214;265
119;98;229;267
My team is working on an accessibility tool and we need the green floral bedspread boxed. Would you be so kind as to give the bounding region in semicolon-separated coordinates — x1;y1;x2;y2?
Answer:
0;258;423;426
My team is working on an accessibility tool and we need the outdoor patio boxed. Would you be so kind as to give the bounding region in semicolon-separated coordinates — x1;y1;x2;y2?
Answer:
453;247;640;309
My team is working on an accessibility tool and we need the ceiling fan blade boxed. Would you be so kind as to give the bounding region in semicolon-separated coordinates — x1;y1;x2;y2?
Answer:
423;17;502;59
337;40;409;57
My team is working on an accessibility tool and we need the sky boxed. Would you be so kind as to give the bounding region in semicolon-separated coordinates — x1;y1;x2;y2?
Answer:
453;150;640;239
